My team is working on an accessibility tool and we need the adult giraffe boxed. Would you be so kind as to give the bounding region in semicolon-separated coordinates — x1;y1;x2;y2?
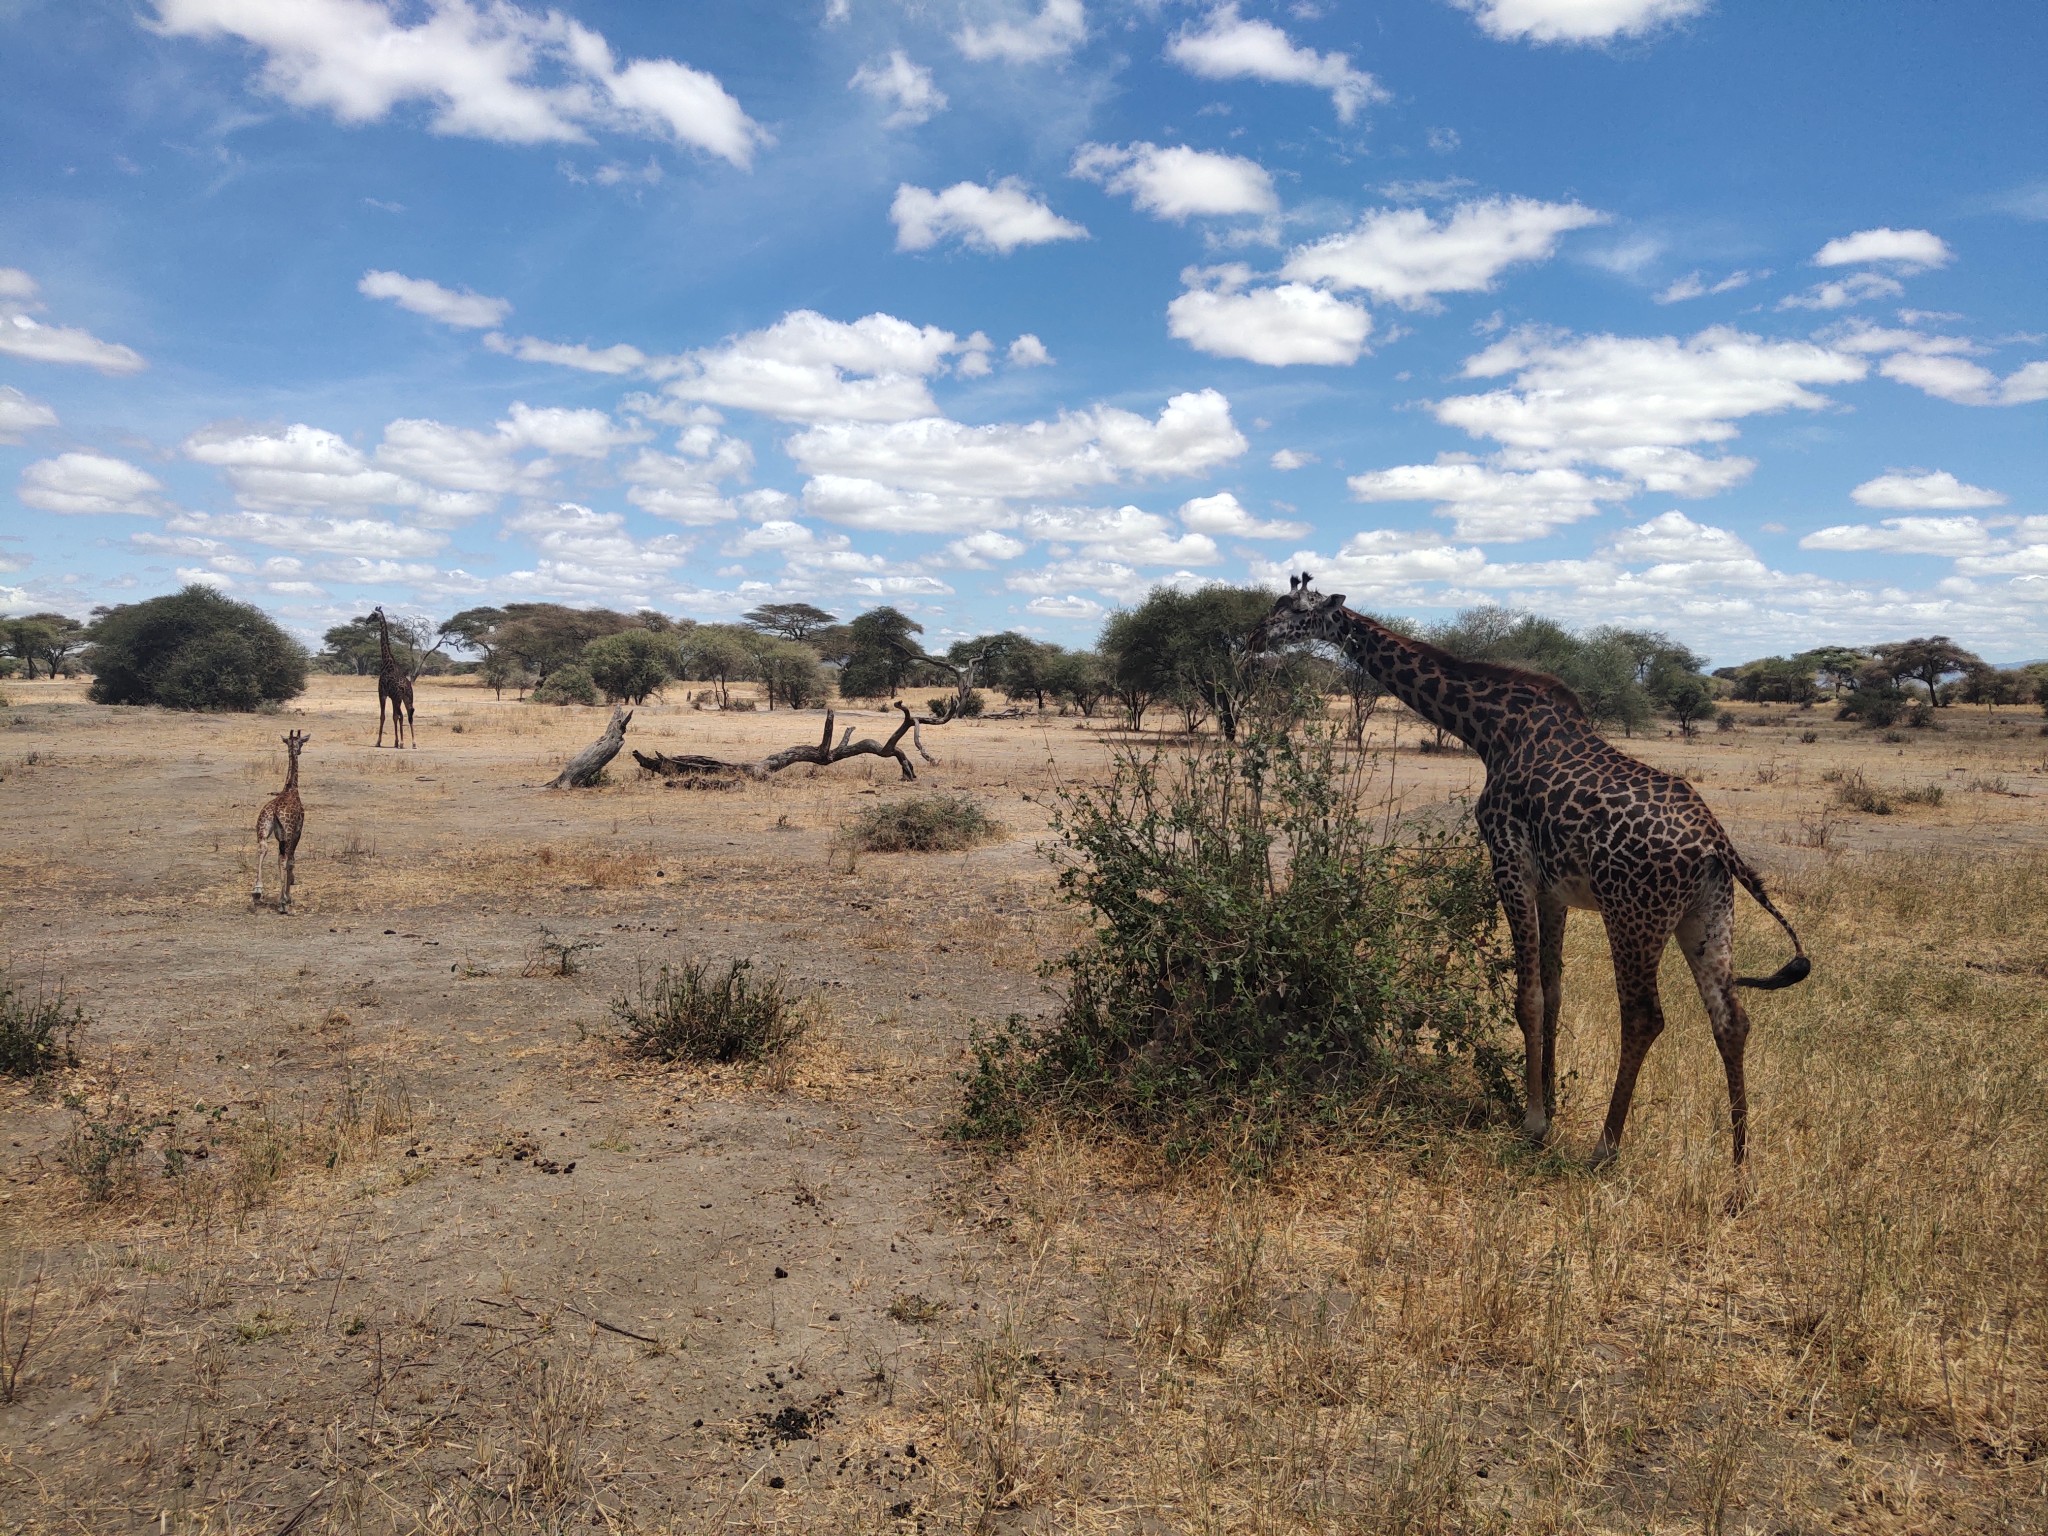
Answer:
1251;575;1808;1167
371;606;415;749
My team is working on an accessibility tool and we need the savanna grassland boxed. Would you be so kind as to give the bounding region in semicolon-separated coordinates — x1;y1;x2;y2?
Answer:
2;673;2046;1534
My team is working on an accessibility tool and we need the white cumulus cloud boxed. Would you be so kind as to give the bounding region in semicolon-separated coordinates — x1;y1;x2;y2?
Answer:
955;0;1086;63
891;178;1087;254
1450;0;1709;45
358;269;510;328
1776;271;1904;312
152;0;768;166
1850;471;2006;511
1282;197;1606;308
1007;334;1053;368
0;269;147;374
1800;516;2003;557
1347;458;1632;541
1167;5;1387;122
19;453;163;515
1167;270;1371;366
660;309;978;423
1813;227;1953;272
1176;491;1308;539
0;386;59;443
1878;353;2048;408
1070;141;1278;221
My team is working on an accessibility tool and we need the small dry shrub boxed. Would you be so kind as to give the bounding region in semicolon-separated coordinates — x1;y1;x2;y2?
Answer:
848;792;1003;853
614;958;809;1065
0;973;81;1078
1831;769;1893;814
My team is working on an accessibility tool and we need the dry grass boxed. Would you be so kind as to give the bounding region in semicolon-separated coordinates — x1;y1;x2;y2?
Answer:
912;846;2048;1532
3;675;2048;1532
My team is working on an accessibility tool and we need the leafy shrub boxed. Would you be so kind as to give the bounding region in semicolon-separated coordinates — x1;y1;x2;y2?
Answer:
848;792;1003;852
0;975;81;1078
530;664;599;706
1838;687;1906;728
1897;783;1945;807
614;959;808;1065
926;690;986;721
583;628;677;704
955;730;1516;1170
86;585;307;711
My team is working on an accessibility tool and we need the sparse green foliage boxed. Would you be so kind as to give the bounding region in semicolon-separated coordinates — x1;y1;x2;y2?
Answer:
0;974;81;1078
680;624;756;707
86;585;307;711
582;627;678;704
848;793;1003;852
749;636;828;709
530;664;599;706
614;958;808;1065
837;606;931;700
955;728;1515;1169
741;602;837;641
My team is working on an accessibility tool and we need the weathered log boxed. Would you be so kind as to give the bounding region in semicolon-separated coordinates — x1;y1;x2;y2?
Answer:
548;705;632;788
631;702;924;783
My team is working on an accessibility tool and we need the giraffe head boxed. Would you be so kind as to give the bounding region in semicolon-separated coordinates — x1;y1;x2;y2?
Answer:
282;729;309;758
1249;572;1346;653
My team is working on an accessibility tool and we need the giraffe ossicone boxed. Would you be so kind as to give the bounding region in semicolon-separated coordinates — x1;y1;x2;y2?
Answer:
1251;578;1808;1169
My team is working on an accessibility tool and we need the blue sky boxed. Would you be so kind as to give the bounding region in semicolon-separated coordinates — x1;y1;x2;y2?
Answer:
2;0;2044;663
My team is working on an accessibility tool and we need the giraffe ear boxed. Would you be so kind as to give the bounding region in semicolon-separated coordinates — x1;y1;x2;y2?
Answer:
1321;592;1346;610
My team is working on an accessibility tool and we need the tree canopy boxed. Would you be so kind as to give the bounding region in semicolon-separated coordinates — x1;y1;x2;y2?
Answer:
85;585;307;711
742;602;837;642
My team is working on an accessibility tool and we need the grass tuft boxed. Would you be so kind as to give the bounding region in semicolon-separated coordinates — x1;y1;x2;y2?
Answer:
847;792;1004;853
0;974;81;1079
614;958;809;1066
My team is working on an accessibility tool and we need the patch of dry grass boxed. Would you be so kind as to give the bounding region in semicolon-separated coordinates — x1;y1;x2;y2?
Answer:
911;847;2048;1531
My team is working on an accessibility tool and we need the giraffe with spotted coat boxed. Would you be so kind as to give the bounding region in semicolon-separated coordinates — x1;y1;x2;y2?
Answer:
1251;575;1809;1167
253;729;309;913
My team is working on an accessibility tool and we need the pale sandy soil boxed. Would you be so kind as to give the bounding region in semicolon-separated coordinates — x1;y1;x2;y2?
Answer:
2;674;2045;1533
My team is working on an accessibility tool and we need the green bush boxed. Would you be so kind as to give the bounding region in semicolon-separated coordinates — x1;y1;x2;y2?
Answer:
1838;687;1907;728
614;959;808;1065
86;585;307;711
954;729;1516;1170
530;663;599;706
583;628;677;704
848;793;1003;852
0;974;81;1078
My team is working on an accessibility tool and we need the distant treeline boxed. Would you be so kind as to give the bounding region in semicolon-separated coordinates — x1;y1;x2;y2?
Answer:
10;586;2046;729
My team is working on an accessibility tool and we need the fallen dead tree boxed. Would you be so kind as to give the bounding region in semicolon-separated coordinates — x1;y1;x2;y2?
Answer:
632;701;936;784
548;705;632;788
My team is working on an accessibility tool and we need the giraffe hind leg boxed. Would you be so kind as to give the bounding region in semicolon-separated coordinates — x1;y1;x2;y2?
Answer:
1592;918;1672;1167
1678;871;1751;1168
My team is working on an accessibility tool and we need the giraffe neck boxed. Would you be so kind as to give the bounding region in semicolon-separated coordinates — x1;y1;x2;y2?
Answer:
1316;607;1514;756
283;754;301;792
376;613;396;673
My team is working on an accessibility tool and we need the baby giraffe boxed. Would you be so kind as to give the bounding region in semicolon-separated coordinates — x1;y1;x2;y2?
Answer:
253;729;309;913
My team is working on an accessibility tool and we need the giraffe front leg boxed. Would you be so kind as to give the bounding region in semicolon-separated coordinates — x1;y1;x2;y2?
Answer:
1487;842;1549;1144
1538;892;1569;1123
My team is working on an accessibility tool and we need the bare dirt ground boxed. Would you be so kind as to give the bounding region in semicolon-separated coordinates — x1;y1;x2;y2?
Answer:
3;675;2046;1533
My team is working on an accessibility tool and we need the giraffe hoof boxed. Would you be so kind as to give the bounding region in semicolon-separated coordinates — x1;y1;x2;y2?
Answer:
1521;1113;1551;1145
1588;1142;1618;1171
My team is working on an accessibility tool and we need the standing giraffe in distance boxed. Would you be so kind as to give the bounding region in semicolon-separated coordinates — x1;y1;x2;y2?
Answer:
1251;575;1809;1168
372;605;415;749
253;729;309;913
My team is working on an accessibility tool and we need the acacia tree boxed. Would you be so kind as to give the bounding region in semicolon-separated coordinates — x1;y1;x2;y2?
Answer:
838;607;929;700
683;624;755;707
1043;648;1110;717
584;628;679;704
1100;586;1275;739
1870;636;1984;707
85;585;306;711
742;602;837;642
5;613;88;678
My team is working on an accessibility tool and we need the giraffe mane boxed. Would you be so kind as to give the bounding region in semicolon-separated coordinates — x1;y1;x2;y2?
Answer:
1327;607;1589;719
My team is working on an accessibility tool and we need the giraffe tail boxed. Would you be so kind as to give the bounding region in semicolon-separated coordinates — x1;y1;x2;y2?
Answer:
1726;852;1811;990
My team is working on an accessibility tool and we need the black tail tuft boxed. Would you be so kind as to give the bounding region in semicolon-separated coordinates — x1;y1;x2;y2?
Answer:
1737;954;1811;991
